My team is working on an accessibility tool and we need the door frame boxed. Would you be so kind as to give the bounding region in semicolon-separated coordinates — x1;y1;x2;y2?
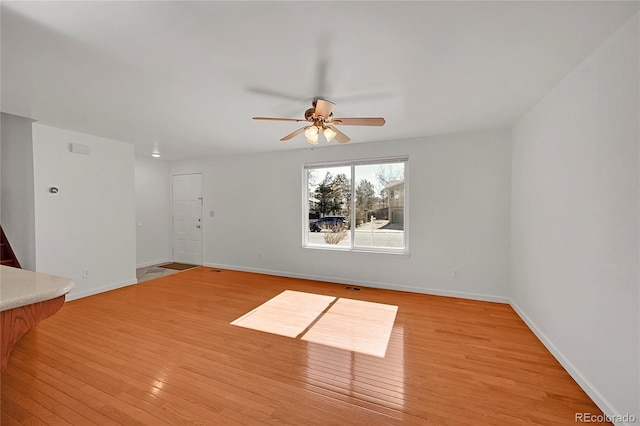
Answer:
171;172;204;265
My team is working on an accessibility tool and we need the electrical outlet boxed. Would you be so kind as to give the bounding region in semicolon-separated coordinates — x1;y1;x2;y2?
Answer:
452;269;460;279
82;269;89;278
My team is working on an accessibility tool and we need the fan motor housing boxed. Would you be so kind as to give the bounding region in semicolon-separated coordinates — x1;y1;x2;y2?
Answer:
305;107;332;123
304;107;315;121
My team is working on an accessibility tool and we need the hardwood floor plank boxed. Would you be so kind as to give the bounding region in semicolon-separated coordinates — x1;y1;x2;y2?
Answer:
0;411;22;426
1;381;73;426
7;354;171;426
2;359;119;426
1;370;97;426
1;392;34;423
2;268;610;425
30;328;283;424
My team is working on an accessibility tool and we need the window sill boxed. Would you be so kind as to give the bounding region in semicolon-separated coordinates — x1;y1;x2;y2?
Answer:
302;245;411;258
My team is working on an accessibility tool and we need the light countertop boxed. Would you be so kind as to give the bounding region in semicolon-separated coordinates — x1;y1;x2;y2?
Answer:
0;266;74;311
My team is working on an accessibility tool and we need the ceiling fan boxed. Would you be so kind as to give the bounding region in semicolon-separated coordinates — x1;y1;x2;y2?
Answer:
253;99;386;145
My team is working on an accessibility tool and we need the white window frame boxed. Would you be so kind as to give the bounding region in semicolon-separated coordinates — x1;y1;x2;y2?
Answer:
303;156;409;255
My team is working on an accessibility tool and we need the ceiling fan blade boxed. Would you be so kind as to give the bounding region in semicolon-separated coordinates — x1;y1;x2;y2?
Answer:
331;90;395;104
328;125;350;143
280;126;309;141
313;99;335;119
314;38;330;96
246;87;311;103
253;117;307;123
332;117;386;126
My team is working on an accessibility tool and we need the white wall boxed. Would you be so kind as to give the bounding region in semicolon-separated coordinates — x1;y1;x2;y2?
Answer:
135;157;171;268
511;14;639;424
0;113;36;270
171;128;512;301
0;116;2;218
32;123;137;299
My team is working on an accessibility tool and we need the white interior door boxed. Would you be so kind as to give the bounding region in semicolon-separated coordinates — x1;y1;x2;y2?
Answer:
172;173;203;265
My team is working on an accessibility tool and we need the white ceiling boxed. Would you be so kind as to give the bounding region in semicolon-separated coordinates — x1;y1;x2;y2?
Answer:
1;1;638;160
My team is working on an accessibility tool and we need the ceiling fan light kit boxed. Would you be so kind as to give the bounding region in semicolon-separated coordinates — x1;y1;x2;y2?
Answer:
253;98;385;145
304;126;320;144
323;126;337;142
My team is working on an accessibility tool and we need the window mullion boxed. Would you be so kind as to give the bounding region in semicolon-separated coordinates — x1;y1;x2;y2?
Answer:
350;165;355;249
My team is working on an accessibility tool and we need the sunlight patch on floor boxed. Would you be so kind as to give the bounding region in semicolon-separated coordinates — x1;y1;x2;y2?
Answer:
230;290;336;338
231;291;398;357
301;298;398;357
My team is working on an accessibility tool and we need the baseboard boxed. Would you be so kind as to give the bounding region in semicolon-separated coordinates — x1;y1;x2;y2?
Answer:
65;279;138;302
509;300;632;426
203;262;510;304
136;258;171;269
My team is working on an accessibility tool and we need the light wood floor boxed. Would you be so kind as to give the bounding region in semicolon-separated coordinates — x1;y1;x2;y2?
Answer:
1;268;608;425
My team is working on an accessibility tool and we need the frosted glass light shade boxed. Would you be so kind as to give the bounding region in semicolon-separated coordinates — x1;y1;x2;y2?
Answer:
323;126;337;142
305;126;319;144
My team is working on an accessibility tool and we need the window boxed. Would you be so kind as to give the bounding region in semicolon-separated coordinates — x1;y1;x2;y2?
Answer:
304;157;407;253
